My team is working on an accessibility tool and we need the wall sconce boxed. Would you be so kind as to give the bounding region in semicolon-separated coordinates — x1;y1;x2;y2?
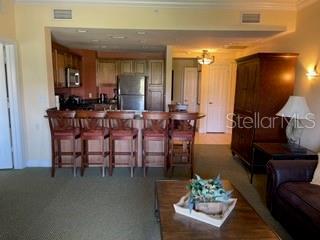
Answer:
306;65;319;79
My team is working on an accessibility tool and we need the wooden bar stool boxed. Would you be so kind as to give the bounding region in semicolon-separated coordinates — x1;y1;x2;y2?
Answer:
168;112;200;178
107;111;138;177
47;110;80;177
76;110;109;177
142;112;169;177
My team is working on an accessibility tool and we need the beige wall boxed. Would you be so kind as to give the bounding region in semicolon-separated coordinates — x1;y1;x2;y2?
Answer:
13;2;297;164
241;1;320;151
0;0;15;41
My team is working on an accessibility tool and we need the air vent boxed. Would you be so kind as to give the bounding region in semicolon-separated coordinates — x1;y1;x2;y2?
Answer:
53;9;72;20
224;45;248;50
241;13;260;24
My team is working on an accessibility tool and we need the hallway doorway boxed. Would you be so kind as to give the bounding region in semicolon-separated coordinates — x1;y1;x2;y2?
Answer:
0;43;24;169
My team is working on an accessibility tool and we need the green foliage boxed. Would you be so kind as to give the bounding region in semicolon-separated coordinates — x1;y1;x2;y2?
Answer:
187;175;232;211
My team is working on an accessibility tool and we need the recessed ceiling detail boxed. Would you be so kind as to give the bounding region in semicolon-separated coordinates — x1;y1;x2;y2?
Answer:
51;27;285;53
16;0;316;11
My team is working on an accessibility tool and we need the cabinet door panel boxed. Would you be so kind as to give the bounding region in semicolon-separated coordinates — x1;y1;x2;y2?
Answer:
134;60;147;74
148;60;164;87
120;60;133;74
147;88;163;111
97;61;116;85
56;50;66;88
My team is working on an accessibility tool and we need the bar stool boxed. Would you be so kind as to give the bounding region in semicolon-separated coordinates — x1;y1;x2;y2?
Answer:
107;111;138;177
76;110;109;177
168;112;200;178
47;110;80;177
142;112;169;177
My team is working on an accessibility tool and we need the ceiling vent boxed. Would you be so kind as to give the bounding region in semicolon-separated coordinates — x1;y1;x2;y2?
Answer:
241;13;261;24
53;9;72;20
225;45;248;50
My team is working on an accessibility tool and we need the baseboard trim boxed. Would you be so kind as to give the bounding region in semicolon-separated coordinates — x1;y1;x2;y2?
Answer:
26;159;51;167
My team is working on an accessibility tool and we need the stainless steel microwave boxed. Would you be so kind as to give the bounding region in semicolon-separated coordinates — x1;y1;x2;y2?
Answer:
66;68;80;87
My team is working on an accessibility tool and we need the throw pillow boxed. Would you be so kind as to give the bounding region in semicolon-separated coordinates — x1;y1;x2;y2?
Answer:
311;154;320;185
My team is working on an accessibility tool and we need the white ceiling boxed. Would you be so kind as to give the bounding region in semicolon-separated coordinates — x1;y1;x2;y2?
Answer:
51;27;285;53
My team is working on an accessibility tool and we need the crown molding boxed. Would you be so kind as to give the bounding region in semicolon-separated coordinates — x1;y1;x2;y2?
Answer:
296;0;318;10
14;0;303;11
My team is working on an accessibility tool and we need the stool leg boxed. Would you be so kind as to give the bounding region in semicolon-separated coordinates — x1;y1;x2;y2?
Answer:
142;137;146;177
51;138;56;177
169;139;174;177
135;137;137;171
109;137;113;176
81;139;85;177
130;139;134;178
72;138;76;177
101;137;105;177
163;137;168;175
58;140;62;168
190;140;194;178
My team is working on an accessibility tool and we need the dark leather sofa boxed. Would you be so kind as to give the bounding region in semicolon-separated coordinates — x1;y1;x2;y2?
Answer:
266;160;320;239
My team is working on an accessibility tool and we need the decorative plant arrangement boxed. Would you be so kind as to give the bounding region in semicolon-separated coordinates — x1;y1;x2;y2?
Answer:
187;175;232;212
174;175;237;227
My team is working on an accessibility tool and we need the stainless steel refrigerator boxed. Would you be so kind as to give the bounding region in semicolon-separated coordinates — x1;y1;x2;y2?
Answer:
117;74;146;111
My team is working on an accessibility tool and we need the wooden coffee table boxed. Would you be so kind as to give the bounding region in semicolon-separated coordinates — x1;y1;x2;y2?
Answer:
155;180;279;240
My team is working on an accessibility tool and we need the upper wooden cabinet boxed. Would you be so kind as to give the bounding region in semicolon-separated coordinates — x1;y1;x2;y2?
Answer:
148;60;164;87
52;43;82;89
96;61;117;86
134;60;147;74
117;60;147;75
119;60;133;74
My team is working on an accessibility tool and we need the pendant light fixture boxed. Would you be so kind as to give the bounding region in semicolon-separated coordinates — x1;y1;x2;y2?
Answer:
197;50;214;65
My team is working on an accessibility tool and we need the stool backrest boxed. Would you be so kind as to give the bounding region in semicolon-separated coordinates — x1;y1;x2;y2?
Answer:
107;111;135;129
169;112;199;133
47;110;76;133
76;110;106;130
142;112;169;130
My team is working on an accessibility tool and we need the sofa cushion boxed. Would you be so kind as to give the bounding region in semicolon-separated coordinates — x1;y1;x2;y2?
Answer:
311;159;320;185
278;182;320;227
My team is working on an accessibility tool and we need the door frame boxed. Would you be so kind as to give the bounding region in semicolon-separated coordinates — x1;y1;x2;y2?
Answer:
1;43;25;169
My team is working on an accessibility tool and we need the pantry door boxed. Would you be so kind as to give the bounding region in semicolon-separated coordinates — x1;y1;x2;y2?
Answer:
206;64;230;133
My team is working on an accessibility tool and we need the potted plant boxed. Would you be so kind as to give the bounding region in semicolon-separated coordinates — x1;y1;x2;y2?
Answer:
187;175;232;216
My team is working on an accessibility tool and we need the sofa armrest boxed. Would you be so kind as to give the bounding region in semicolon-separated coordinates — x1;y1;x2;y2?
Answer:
266;160;317;211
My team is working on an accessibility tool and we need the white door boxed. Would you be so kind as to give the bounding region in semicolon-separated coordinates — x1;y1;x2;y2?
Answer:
206;64;230;132
0;44;13;169
183;67;198;112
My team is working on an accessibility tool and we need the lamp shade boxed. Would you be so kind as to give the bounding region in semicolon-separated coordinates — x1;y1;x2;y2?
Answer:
276;96;312;119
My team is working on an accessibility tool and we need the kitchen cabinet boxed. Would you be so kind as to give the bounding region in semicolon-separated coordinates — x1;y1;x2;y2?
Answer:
55;50;66;88
117;60;147;75
147;60;164;111
97;61;117;86
134;60;147;74
231;53;298;168
95;58;164;111
52;43;82;89
119;60;133;74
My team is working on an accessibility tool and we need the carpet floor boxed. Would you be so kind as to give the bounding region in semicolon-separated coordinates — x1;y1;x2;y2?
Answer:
0;144;292;240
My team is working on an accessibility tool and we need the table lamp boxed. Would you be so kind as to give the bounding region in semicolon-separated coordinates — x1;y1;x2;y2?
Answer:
276;96;312;144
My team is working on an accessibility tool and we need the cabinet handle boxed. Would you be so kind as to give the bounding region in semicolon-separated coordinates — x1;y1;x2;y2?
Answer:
209;102;213;104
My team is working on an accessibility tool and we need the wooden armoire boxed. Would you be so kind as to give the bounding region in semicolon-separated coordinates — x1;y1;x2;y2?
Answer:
231;53;298;167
